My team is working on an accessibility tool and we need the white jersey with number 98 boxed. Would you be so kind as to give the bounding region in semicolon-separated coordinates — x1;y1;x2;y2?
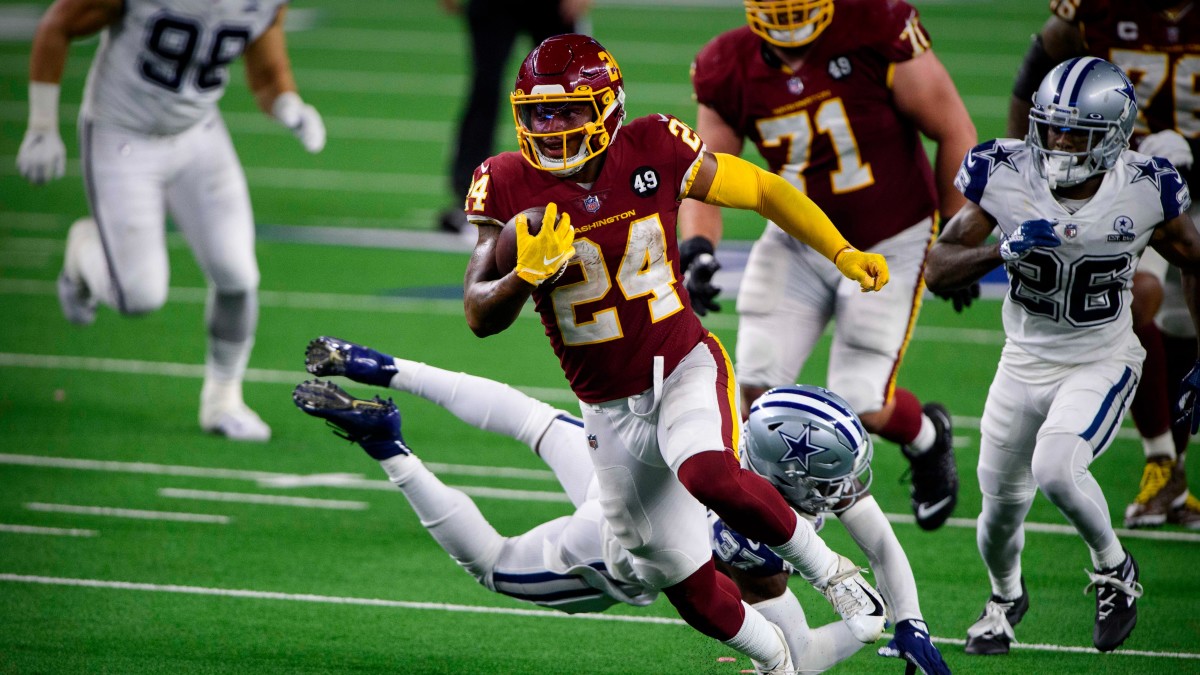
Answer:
81;0;286;135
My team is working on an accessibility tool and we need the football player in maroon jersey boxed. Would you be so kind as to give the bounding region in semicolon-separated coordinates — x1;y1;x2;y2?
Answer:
681;0;977;532
462;33;892;673
1007;0;1200;529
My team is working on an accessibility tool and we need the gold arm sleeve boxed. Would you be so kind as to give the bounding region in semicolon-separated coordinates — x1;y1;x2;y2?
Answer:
703;152;852;262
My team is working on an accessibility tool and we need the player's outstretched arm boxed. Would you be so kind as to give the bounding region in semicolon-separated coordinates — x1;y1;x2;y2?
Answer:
687;152;888;292
925;201;1006;294
245;6;325;153
18;0;120;185
840;498;950;674
839;496;923;624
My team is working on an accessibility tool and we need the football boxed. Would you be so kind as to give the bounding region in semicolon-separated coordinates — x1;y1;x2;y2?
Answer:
494;206;548;273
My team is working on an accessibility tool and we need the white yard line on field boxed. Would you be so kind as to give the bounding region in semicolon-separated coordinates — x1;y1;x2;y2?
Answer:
0;574;1196;660
5;453;1196;543
23;503;230;524
0;523;97;537
0;453;556;485
157;488;369;511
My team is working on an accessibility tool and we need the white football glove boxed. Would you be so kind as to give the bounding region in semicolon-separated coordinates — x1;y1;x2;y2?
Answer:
18;127;66;184
272;91;325;153
1139;129;1193;170
18;81;66;185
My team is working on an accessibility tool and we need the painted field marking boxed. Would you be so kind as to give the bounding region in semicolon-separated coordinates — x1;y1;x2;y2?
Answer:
0;453;560;490
0;574;1195;660
0;523;97;538
157;488;369;511
24;503;230;524
5;453;1196;543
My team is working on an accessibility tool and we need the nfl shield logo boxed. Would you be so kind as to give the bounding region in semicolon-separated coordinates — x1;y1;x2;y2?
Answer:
584;195;601;213
587;434;599;450
1064;223;1078;239
787;77;804;95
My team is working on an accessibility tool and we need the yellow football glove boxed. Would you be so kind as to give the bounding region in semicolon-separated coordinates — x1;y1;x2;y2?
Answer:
516;202;576;287
835;247;890;292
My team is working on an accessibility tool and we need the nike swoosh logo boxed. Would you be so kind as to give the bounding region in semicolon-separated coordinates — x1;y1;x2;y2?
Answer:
855;579;885;616
916;495;954;520
543;252;570;266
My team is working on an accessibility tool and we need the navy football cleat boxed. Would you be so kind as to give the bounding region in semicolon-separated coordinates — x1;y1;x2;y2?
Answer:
292;379;411;460
304;336;398;388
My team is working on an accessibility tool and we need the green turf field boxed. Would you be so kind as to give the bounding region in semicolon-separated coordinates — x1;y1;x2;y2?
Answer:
2;1;1198;673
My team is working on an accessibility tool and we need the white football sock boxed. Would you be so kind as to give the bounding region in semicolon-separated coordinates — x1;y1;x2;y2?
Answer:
769;516;839;584
384;458;503;582
722;602;789;669
755;589;864;671
67;218;116;306
389;359;592;506
1142;431;1176;461
205;335;253;385
977;495;1031;600
906;413;937;455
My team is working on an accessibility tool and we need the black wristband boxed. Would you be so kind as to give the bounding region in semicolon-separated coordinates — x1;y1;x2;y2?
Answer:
679;236;715;272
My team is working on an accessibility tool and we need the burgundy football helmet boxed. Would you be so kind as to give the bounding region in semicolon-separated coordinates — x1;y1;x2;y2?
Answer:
744;0;834;48
510;34;626;176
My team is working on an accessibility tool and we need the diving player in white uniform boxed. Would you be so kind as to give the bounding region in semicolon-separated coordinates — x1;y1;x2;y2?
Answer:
291;336;950;675
927;57;1200;654
17;0;326;441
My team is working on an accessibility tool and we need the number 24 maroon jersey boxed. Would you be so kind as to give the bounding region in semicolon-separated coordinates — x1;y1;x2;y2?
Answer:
465;115;710;404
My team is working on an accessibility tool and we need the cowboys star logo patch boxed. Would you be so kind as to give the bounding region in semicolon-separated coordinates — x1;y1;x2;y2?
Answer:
1107;215;1135;242
777;423;828;472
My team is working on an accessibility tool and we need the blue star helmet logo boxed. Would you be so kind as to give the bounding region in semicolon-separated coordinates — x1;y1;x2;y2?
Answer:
778;423;830;472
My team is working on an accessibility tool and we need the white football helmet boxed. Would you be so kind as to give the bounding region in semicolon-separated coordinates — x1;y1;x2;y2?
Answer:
1028;56;1137;189
742;385;872;514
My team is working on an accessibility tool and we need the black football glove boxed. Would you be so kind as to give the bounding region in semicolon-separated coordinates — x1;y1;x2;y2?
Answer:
932;282;980;313
679;236;721;316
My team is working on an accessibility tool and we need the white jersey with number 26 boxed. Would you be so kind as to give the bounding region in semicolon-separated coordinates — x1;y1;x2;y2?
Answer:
81;0;287;135
954;138;1190;365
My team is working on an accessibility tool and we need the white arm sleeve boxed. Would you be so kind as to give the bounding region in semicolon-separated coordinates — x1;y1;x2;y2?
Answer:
838;495;924;623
